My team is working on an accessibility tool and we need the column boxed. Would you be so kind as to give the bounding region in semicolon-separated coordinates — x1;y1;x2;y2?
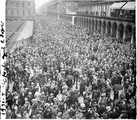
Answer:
116;27;119;39
83;18;85;28
130;26;135;44
78;17;80;26
77;17;79;26
82;18;83;28
87;18;89;30
84;18;85;28
72;16;75;25
123;26;126;42
110;22;113;37
106;22;108;35
89;19;91;32
80;17;82;27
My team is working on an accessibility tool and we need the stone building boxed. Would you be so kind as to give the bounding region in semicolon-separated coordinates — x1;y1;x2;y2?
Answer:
6;0;35;20
46;0;135;44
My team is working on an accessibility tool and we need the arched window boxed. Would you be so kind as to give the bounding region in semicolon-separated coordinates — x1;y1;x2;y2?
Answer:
125;25;132;42
102;21;106;34
107;22;111;36
118;24;124;41
112;23;117;37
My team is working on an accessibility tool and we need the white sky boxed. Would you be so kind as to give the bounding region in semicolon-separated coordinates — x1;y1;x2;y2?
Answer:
35;0;51;9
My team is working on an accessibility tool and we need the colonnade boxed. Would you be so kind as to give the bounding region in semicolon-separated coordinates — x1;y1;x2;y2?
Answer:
74;16;135;43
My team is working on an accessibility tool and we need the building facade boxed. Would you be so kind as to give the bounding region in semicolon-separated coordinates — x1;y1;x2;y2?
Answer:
46;0;135;44
6;0;35;20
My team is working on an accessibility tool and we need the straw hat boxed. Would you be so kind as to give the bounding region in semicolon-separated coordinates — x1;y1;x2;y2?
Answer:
14;96;19;99
31;82;35;85
53;105;58;108
106;106;111;111
25;97;28;101
57;112;62;117
28;92;32;95
45;103;50;107
80;103;85;108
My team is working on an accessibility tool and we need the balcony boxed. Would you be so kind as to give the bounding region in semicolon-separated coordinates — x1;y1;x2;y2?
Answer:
76;11;135;22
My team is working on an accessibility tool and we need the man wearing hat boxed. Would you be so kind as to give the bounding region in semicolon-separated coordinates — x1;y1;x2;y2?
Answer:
106;106;112;116
6;91;14;109
43;106;52;119
56;112;62;119
51;104;58;119
75;108;85;119
67;106;75;118
79;80;86;96
13;94;22;107
62;111;70;119
79;103;86;117
34;88;41;101
27;92;33;105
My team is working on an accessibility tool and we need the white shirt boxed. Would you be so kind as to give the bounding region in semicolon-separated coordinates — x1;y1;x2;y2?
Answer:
57;94;63;101
34;91;41;101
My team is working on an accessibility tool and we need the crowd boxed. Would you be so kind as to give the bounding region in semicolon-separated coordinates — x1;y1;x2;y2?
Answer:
5;15;136;119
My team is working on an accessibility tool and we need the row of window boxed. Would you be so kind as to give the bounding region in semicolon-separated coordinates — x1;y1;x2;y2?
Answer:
6;10;32;15
79;4;109;12
110;10;135;20
77;10;135;20
77;11;108;17
6;1;32;7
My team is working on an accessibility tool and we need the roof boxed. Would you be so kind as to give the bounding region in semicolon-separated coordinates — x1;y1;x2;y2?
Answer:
122;2;135;10
7;0;34;1
110;2;127;9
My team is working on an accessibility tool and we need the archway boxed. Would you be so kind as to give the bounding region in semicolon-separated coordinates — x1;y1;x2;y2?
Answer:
125;25;132;42
107;22;111;36
118;23;124;40
74;17;77;25
95;20;98;31
79;17;81;26
112;23;117;37
133;27;135;43
80;18;82;27
92;19;94;31
133;27;136;48
102;21;106;34
89;19;91;32
77;17;80;26
76;17;78;25
98;20;102;33
87;18;89;29
82;18;84;28
79;17;81;27
84;18;86;28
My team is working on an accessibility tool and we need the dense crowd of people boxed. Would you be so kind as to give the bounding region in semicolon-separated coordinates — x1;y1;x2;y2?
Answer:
5;15;136;119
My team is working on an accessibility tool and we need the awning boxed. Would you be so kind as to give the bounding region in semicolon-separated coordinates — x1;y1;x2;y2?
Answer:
110;2;126;9
122;2;135;10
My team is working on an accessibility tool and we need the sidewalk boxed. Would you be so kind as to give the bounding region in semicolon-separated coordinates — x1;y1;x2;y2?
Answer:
7;21;33;52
